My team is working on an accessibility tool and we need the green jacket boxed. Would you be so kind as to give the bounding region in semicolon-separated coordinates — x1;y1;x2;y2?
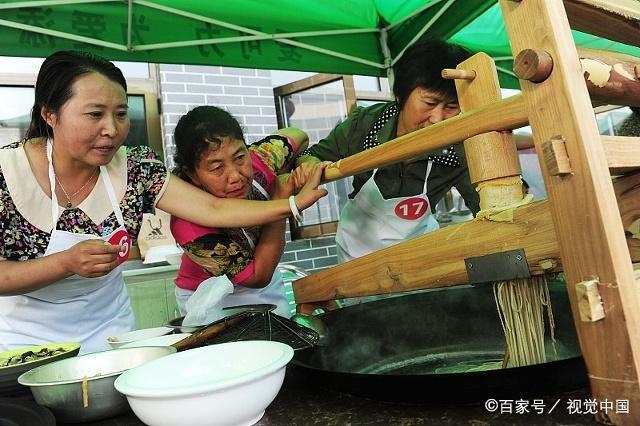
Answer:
301;102;480;215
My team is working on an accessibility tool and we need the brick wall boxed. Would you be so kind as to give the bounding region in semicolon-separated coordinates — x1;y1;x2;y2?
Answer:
159;64;338;273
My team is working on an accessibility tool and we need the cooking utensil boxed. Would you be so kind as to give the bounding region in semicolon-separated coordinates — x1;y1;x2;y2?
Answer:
172;312;252;351
17;346;175;423
165;304;277;335
170;304;319;351
290;313;329;346
176;305;319;351
114;341;293;426
291;284;587;403
0;342;80;396
166;316;203;334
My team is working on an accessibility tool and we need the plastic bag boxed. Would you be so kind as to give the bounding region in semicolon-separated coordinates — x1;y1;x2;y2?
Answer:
182;275;234;326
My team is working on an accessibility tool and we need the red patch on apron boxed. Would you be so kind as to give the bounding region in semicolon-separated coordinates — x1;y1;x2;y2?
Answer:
108;229;132;265
395;197;429;220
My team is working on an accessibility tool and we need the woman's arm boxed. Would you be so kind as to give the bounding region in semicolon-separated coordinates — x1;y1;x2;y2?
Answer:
237;174;293;288
275;127;309;153
238;218;287;288
249;127;309;176
0;239;122;295
157;161;329;228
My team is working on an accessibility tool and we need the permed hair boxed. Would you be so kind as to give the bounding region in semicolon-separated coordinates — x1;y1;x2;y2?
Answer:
172;105;244;181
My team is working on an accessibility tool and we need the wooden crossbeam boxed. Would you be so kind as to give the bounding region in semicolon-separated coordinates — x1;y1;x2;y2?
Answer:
565;0;640;47
293;201;559;304
602;136;640;174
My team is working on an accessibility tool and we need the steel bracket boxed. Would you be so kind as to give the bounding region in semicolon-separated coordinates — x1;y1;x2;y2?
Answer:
464;248;531;284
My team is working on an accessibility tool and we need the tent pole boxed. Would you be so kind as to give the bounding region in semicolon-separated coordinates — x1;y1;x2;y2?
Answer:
0;0;112;10
126;0;133;51
0;18;126;50
379;28;394;92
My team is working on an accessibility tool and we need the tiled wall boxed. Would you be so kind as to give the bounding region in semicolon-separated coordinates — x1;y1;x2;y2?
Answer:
159;64;339;274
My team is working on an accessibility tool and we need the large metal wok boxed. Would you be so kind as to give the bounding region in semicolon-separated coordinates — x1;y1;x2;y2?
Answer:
291;282;587;402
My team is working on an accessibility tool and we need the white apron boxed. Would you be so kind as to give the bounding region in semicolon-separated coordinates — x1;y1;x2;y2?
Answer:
335;162;439;263
0;142;135;354
174;180;291;318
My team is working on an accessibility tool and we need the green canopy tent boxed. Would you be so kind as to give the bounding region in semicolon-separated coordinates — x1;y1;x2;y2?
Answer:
1;0;639;89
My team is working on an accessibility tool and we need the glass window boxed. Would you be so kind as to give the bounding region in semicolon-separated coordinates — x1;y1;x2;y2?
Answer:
353;76;381;91
0;86;34;146
113;61;150;79
283;80;350;229
596;106;634;136
124;95;149;147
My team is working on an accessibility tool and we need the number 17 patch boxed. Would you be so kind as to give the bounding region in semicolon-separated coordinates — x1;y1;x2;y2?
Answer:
395;197;429;220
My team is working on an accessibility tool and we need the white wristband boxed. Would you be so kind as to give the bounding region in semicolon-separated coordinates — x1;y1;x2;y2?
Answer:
288;195;303;225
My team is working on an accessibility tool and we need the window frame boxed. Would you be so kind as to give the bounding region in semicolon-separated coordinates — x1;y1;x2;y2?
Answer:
273;73;392;240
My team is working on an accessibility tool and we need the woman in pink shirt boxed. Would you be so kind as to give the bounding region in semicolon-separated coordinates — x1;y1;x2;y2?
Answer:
171;106;312;318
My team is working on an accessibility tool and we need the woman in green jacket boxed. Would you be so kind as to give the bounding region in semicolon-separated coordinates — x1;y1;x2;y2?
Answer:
293;38;480;262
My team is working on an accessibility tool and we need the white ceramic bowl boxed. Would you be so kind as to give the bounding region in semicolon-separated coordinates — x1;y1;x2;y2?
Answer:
107;327;174;349
120;333;191;349
114;341;294;426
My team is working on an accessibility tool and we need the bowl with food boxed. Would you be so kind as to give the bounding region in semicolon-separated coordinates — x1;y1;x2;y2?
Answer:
0;342;80;395
17;345;175;423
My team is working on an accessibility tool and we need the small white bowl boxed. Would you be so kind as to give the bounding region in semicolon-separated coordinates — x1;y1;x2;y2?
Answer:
107;327;173;349
114;341;294;426
120;333;191;349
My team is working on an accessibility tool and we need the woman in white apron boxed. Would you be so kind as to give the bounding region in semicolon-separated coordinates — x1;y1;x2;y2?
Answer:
0;141;135;354
0;51;328;354
335;162;438;262
293;39;480;265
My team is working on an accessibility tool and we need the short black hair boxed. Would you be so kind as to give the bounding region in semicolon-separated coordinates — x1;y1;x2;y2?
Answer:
26;50;127;139
393;38;472;108
172;106;244;181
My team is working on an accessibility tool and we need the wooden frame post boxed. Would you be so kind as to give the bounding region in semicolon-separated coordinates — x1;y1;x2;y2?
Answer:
500;0;640;423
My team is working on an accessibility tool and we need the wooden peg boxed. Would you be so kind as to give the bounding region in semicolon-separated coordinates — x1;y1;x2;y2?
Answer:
514;49;553;82
441;68;476;81
575;279;605;322
542;136;572;176
538;258;559;270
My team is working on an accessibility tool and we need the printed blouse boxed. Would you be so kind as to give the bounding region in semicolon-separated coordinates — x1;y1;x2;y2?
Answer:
0;139;168;261
171;134;295;290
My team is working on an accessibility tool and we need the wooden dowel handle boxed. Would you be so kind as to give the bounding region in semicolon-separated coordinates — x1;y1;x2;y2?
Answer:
171;315;248;351
442;68;476;80
514;49;553;83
